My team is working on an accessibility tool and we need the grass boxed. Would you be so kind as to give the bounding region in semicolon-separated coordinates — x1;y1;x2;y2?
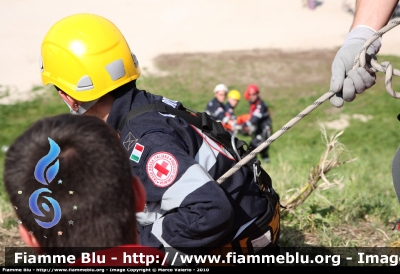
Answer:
0;88;66;209
1;48;400;251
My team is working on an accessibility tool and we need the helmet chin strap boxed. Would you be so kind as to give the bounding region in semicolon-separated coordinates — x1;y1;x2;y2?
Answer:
63;99;99;115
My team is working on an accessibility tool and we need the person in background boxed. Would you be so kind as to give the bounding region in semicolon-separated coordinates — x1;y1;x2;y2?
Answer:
205;83;228;122
237;84;272;163
330;0;398;108
3;114;165;266
342;0;356;14
222;89;241;133
225;89;241;118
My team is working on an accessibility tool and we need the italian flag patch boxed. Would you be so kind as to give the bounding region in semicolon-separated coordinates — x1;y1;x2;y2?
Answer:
130;143;144;163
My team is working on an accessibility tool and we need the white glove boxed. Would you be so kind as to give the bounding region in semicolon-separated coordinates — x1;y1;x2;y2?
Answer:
330;25;381;108
243;121;256;135
234;124;243;132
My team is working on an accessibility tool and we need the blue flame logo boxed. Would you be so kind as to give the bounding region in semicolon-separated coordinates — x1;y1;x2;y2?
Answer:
34;138;60;185
29;138;62;229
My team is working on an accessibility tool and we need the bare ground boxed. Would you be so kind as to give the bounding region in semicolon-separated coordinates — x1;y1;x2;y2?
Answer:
153;48;336;99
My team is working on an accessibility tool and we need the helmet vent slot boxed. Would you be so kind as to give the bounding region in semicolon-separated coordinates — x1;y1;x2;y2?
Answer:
106;59;126;81
132;53;139;68
76;75;94;91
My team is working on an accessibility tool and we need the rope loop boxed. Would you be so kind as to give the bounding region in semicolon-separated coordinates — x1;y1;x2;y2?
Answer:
355;18;400;99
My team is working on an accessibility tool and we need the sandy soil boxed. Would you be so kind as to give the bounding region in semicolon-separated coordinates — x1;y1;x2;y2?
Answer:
0;0;399;104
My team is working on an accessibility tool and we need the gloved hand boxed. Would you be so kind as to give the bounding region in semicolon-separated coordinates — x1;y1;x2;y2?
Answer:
234;124;243;132
242;121;256;135
330;25;381;107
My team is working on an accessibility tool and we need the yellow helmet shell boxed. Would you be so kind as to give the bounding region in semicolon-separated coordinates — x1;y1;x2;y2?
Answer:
40;13;140;102
227;89;241;101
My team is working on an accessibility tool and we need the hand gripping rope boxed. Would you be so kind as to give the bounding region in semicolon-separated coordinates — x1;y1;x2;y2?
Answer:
217;18;400;184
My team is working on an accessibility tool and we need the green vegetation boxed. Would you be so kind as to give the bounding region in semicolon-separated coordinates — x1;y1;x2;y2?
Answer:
1;49;399;247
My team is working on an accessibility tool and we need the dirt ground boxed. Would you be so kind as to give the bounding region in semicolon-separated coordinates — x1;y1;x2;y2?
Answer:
154;48;335;92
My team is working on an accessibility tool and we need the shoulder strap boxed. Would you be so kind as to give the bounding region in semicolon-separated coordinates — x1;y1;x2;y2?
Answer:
118;102;207;132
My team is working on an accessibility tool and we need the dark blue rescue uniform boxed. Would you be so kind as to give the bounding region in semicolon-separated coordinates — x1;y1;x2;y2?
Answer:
205;98;228;123
246;99;273;160
224;101;236;119
107;82;278;257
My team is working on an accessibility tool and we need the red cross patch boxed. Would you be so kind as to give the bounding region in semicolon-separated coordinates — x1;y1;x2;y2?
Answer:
146;152;178;188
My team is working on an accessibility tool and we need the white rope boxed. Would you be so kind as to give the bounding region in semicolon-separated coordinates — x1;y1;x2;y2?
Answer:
356;18;400;98
217;18;400;184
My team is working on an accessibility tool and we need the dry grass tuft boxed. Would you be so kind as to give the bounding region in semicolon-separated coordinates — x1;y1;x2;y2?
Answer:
280;125;356;217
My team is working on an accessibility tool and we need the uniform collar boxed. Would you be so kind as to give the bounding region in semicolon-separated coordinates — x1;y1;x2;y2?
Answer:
107;81;137;130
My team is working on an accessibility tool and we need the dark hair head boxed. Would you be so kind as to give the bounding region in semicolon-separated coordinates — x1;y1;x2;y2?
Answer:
4;114;136;255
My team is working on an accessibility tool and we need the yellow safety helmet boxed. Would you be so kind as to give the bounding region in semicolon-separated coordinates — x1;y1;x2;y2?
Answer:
227;89;241;101
40;13;140;102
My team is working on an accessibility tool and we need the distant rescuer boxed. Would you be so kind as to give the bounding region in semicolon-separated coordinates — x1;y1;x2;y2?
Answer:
225;89;241;120
39;13;281;260
237;84;273;163
205;83;229;122
221;89;242;133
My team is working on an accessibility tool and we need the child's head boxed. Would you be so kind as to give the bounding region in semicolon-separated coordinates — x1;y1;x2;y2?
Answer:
4;114;145;256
